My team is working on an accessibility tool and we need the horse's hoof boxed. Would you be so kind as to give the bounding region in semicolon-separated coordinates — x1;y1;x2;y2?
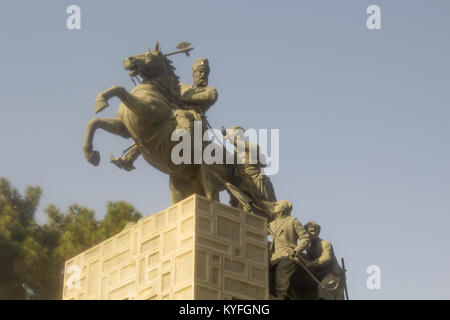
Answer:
94;97;109;113
87;150;100;166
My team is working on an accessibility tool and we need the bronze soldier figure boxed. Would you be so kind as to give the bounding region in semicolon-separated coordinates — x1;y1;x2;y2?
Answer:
300;221;345;300
223;126;277;218
179;58;218;115
268;200;311;299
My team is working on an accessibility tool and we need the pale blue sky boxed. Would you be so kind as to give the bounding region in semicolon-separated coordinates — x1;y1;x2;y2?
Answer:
1;0;449;299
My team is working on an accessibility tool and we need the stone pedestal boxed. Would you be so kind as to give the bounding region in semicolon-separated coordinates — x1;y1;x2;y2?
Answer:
63;194;269;300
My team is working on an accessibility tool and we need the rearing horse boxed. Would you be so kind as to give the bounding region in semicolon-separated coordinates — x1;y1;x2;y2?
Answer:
82;43;233;203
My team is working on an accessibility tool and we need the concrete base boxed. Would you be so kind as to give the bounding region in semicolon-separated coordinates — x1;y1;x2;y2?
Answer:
63;194;269;300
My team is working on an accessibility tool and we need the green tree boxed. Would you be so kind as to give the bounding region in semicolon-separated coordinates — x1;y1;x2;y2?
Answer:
0;177;142;299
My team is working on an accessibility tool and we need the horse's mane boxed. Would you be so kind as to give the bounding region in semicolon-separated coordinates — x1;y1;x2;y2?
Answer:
163;56;181;105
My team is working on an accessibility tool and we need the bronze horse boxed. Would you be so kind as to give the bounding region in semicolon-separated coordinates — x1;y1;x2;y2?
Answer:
82;43;233;203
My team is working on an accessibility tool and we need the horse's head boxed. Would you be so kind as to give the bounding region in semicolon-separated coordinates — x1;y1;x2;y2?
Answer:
123;42;166;79
123;42;181;103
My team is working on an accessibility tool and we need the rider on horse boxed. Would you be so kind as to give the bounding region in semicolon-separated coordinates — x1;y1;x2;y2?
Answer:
110;58;218;171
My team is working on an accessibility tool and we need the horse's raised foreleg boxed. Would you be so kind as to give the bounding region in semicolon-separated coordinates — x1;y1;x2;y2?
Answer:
95;86;169;123
83;118;130;166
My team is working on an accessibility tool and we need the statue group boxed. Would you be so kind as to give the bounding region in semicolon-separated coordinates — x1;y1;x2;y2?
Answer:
82;42;348;300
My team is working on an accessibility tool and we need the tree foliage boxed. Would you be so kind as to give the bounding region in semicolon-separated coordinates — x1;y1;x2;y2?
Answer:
0;177;142;299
